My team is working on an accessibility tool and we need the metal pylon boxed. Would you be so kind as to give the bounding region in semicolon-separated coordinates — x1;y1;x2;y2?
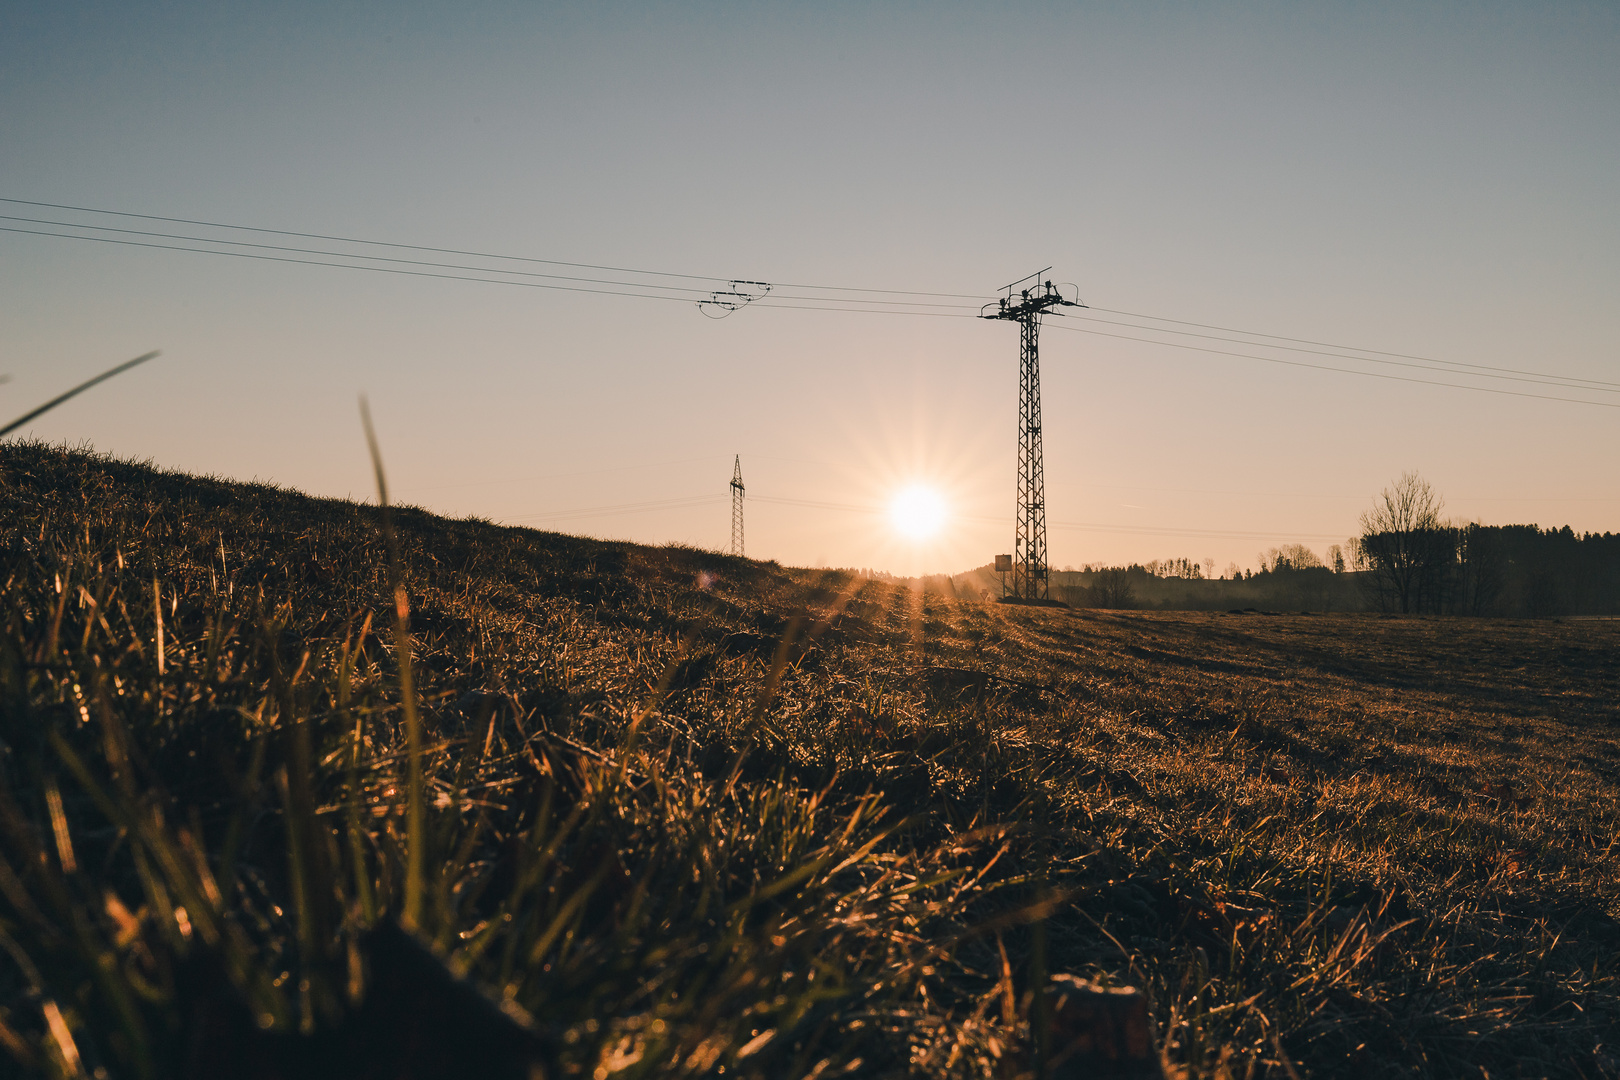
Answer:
1015;314;1047;599
981;273;1080;601
729;455;745;557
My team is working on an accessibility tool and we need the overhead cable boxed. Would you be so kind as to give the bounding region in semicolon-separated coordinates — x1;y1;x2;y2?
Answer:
1090;305;1620;390
1;220;981;316
1044;319;1620;410
0;196;981;299
0;225;712;304
1061;311;1620;394
5;196;1612;403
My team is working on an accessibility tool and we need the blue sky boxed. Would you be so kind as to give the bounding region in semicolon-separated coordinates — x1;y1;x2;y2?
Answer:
4;1;1617;574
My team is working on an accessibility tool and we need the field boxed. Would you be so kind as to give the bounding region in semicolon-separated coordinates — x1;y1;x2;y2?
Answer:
2;441;1618;1079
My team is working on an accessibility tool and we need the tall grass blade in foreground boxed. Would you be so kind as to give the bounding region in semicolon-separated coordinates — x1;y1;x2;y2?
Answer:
0;352;159;438
358;396;426;932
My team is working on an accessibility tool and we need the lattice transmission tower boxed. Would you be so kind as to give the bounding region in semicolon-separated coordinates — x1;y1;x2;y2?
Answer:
729;455;745;557
981;272;1079;601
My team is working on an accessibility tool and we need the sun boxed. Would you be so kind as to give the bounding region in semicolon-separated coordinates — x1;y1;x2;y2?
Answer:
888;485;947;541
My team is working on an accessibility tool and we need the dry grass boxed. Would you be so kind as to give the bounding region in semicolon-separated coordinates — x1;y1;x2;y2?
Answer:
1;441;1617;1078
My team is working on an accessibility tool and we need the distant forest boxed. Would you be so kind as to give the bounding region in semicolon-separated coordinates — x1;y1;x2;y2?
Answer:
948;523;1620;617
935;473;1620;617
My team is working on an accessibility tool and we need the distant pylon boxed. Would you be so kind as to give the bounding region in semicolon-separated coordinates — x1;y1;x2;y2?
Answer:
981;271;1080;601
729;455;745;557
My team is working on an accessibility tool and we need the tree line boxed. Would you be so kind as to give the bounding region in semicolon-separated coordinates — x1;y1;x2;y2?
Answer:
1023;471;1619;617
1353;471;1620;616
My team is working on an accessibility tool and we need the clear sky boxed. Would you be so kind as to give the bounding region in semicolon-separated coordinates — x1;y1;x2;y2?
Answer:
4;1;1617;577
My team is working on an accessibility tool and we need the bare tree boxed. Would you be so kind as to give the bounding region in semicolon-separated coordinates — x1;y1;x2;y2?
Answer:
1260;544;1323;572
1355;471;1456;613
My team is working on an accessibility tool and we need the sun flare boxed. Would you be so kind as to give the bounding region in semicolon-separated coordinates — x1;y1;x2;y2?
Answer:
888;485;947;541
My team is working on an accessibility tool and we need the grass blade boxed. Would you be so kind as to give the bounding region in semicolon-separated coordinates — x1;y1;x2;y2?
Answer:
0;352;159;438
359;397;425;932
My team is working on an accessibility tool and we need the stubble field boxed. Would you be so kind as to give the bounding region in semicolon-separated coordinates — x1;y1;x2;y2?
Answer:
2;442;1617;1078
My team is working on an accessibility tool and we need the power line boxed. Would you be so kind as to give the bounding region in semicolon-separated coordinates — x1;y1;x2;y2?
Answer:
0;225;710;305
0;197;728;283
1044;318;1620;410
10;221;1613;404
7;196;1614;404
1062;310;1620;395
7;213;989;311
0;214;718;297
1;221;982;318
0;196;982;299
1091;304;1620;390
750;301;974;318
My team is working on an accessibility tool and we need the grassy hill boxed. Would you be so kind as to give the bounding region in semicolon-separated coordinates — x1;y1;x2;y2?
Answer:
2;441;1617;1078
